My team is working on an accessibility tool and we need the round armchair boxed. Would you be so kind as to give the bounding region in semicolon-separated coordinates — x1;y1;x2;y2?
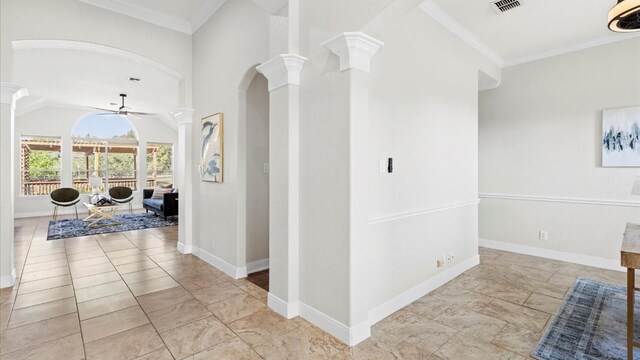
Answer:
109;187;134;213
50;188;81;220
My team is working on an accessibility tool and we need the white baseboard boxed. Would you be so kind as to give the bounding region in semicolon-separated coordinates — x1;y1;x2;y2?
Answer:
192;246;246;279
247;258;269;274
368;254;480;326
0;268;16;289
177;242;192;254
479;238;624;272
268;293;299;319
299;302;371;346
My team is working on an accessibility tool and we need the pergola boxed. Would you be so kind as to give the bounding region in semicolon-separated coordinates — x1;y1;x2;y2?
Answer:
21;138;164;195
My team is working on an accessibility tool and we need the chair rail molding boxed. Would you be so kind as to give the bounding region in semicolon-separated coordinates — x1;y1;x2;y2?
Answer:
479;192;640;208
322;32;384;73
368;199;481;225
256;54;307;91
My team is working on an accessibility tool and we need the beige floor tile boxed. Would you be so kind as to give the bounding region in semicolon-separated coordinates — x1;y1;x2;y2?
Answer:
492;323;541;357
1;313;80;355
13;285;75;309
0;333;84;360
129;275;180;296
433;305;507;339
7;297;77;328
435;332;524;360
430;285;493;312
406;295;454;319
175;273;226;291
547;273;577;288
72;271;121;289
160;316;236;359
207;293;267;323
78;291;138;320
473;280;532;305
22;259;68;273
68;256;110;270
20;266;70;283
254;322;346;359
84;324;165;360
75;280;129;303
191;280;246;305
110;253;152;266
143;246;177;256
134;347;174;360
480;299;550;332
27;247;66;258
81;305;150;343
105;248;142;259
116;260;158;274
121;267;168;285
17;274;72;295
374;310;457;353
147;299;211;332
70;262;116;278
67;250;105;261
193;337;261;360
137;286;194;313
523;293;563;314
228;309;301;347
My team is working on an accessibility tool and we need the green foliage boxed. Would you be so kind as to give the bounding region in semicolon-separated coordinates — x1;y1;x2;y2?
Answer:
27;150;60;180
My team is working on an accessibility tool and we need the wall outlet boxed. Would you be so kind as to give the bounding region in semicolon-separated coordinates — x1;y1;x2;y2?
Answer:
539;231;548;241
446;254;452;264
436;258;444;268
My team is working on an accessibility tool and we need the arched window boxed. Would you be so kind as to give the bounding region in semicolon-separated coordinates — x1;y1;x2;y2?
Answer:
71;113;139;193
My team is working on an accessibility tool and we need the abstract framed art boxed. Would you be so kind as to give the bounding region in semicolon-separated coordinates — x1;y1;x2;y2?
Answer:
201;113;224;182
602;106;640;167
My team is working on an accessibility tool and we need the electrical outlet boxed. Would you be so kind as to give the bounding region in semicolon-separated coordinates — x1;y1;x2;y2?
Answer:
446;254;452;264
539;231;548;241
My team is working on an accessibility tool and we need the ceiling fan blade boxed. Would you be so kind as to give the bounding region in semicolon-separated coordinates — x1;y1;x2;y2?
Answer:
96;113;117;116
91;107;117;113
129;111;157;116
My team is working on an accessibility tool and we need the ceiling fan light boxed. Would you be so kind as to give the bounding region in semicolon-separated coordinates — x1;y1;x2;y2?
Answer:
609;0;640;32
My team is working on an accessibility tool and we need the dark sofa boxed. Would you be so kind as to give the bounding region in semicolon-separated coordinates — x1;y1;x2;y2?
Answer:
142;189;178;220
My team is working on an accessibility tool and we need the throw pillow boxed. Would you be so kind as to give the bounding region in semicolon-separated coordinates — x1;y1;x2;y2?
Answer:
151;187;172;199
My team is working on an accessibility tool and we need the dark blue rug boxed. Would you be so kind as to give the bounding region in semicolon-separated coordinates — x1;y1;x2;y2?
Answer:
533;278;640;360
47;213;176;240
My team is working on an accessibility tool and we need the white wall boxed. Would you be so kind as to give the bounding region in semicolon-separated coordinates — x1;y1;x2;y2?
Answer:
14;106;177;217
245;74;270;265
192;0;270;268
479;38;640;264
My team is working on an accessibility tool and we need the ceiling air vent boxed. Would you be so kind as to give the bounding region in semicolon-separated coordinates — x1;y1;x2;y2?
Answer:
490;0;522;14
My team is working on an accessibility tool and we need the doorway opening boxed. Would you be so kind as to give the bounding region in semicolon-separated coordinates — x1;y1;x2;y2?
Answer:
244;73;270;291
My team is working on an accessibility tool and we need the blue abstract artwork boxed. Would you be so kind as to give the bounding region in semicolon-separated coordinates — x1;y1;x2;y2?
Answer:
602;106;640;167
201;113;223;182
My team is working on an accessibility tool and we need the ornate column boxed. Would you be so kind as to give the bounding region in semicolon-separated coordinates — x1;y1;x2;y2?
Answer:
1;83;28;288
170;108;195;254
322;32;383;343
256;54;306;318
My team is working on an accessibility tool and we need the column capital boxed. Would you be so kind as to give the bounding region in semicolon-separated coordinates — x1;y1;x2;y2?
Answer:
0;83;28;105
322;32;384;73
256;54;307;91
170;108;195;126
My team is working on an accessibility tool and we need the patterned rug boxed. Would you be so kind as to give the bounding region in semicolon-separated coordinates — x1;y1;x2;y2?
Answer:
533;278;640;360
47;213;177;240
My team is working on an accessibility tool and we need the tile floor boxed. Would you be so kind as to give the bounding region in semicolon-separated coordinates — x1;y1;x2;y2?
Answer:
0;216;632;359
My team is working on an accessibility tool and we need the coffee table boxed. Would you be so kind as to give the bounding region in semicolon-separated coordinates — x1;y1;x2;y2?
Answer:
83;203;122;228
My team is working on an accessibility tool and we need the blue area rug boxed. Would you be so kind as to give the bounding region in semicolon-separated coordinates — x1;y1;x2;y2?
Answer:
533;278;640;360
47;213;176;240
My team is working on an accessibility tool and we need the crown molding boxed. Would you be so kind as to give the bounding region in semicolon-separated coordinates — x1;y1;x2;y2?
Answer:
191;0;228;33
504;33;640;67
78;0;192;34
256;54;307;91
419;0;504;67
322;32;384;73
12;40;184;81
1;83;28;106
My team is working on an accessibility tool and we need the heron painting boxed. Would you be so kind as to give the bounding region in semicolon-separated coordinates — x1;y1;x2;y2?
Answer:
602;106;640;167
201;113;224;182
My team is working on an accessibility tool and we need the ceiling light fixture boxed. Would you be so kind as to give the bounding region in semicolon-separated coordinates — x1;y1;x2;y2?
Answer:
609;0;640;32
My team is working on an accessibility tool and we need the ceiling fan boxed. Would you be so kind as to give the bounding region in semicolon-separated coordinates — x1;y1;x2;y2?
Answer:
93;94;156;117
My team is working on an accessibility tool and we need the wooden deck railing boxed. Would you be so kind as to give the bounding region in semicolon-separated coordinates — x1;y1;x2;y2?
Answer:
21;179;158;196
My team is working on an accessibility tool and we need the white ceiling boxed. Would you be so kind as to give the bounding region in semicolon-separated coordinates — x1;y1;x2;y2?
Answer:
425;0;640;66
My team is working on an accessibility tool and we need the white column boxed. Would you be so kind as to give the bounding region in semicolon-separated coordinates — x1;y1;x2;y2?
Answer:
322;32;383;342
1;83;28;288
256;54;306;318
171;108;194;254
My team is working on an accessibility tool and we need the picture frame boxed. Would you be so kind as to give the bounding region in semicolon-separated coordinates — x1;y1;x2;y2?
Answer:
200;113;224;182
602;106;640;167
